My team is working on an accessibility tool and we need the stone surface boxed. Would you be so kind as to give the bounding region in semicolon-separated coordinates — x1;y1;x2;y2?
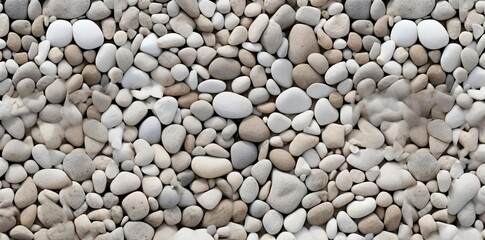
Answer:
267;170;307;214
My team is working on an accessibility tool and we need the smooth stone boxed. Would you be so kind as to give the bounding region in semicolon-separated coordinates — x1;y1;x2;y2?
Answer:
283;208;307;233
45;20;72;47
161;124;186;154
448;173;480;215
72;19;104;49
275;87;312;114
292;64;324;89
239;116;270;142
324;13;350;38
121;67;150;89
110;172;141;195
33;169;71;189
346;148;384;171
440;44;462;72
325;62;348;85
464;67;485;88
208;58;241;80
288;24;319;64
43;0;90;19
138;116;162;144
123;221;154;240
376;162;416;191
4;0;28;19
122;191;149;220
271;58;293;88
95;43;117;73
63;150;95;182
346;198;377;219
314;98;339;126
267;112;291;133
387;0;435;19
101;105;123;128
345;0;371;19
2;139;32;162
390;20;417;47
191;156;233;179
212;92;253;119
231;141;258;169
417;19;449;50
267;170;307;214
140;33;162;57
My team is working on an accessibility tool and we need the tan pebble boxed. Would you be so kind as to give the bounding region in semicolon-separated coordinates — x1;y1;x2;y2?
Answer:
384;205;402;231
178;92;199;108
31;15;45;38
66;74;83;93
307;202;333;225
347;32;362;52
392;47;409;63
13;52;28;65
239;116;270;143
352;20;374;35
48;47;64;63
358;213;384;234
202;199;234;227
269;149;296;172
65;125;84;147
374;15;389;37
215;29;230;46
184;134;196;154
164;83;191;96
324;49;343;65
7;32;21;52
409;44;428;66
355;52;370;65
292;64;324;89
410;74;428;93
316;28;333;50
256;102;275;114
428;50;441;63
83;50;97;63
82;64;101;86
426;64;445;86
65;45;83;66
238;49;256;68
307;53;329;75
288;24;319;64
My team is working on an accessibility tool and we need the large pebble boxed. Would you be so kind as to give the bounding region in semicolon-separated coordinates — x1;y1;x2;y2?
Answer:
267;170;307;214
43;0;90;19
45;20;72;47
275;87;312;114
390;20;417;47
191;156;233;178
72;19;104;49
417;20;449;50
288;24;319;64
208;58;241;80
448;173;480;214
212;92;253;119
121;67;150;89
376;163;416;191
110;172;141;195
324;13;351;38
161;124;186;154
63;150;95;182
387;0;435;19
33;169;71;189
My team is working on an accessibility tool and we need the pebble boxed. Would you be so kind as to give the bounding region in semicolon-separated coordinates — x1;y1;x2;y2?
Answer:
417;20;449;50
72;19;104;49
191;156;233;178
390;20;417;47
212;92;253;119
43;0;90;19
45;20;72;48
376;162;416;191
288;24;319;64
33;169;71;189
267;170;307;214
448;173;480;214
387;0;435;19
63;150;95;181
110;172;141;195
275;87;312;114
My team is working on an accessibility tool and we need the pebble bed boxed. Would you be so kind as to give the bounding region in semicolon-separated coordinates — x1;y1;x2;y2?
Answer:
1;0;485;239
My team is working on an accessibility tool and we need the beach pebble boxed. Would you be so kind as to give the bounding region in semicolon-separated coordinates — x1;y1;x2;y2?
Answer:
275;87;312;114
267;170;307;214
45;20;72;47
72;19;104;49
390;20;417;47
417;20;449;50
212;92;253;119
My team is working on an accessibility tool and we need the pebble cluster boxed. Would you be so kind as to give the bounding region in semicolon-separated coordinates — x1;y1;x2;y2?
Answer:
1;0;485;239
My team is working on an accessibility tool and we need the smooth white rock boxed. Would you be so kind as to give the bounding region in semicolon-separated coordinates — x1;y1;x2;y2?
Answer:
212;92;253;119
45;20;72;47
325;62;348;85
314;98;339;126
448;173;480;214
441;44;462;72
140;33;162;56
464;67;485;88
267;112;292;133
417;19;449;50
271;59;293;88
390;20;417;47
72;19;104;49
121;67;150;89
275;87;312;114
153;97;178;125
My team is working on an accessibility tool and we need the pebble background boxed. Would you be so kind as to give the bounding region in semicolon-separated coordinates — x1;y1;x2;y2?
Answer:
1;0;485;239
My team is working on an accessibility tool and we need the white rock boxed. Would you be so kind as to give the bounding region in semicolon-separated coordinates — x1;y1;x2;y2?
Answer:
101;105;123;128
325;62;348;85
376;162;416;191
121;67;150;89
283;208;306;233
390;20;417;47
267;112;291;133
271;59;293;88
306;83;336;98
33;169;71;189
138;116;162;144
441;44;462;72
417;19;449;50
45;20;72;48
140;33;162;56
464;67;485;88
153;97;178;125
196;188;222;210
95;43;117;73
157;33;185;48
263;210;284;235
346;148;384;171
191;156;233;178
314;98;339;126
448;173;480;214
110;172;141;195
267;170;307;214
72;19;104;49
275;87;312;114
346;198;377;219
212;92;253;119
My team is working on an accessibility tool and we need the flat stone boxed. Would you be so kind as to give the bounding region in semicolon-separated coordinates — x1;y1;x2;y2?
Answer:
347;148;384;171
208;58;241;80
191;156;233;179
43;0;90;19
33;169;71;189
63;149;95;182
110;172;141;195
212;92;253;119
345;0;371;20
121;67;150;89
267;170;307;214
387;0;435;19
275;87;312;114
231;141;258;170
